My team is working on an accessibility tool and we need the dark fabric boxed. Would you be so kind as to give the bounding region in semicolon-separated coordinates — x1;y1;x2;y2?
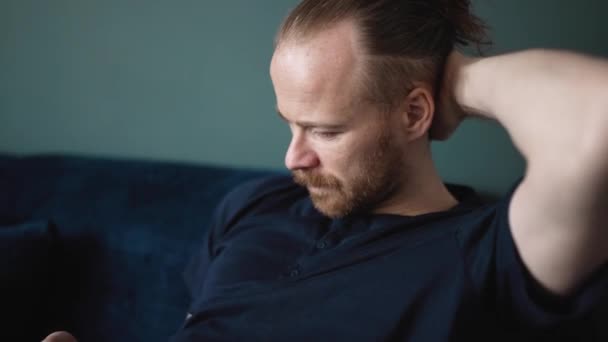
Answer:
1;153;606;341
173;175;608;342
0;220;56;341
0;154;274;342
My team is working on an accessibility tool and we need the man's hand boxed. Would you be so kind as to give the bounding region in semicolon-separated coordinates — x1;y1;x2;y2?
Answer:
430;50;478;141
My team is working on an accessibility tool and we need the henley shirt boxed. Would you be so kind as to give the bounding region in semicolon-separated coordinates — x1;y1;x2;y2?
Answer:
172;175;608;341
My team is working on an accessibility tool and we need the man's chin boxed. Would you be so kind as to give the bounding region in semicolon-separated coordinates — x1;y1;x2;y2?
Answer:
309;192;352;218
312;204;346;218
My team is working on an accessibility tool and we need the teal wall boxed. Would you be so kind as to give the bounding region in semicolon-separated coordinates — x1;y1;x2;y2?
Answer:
1;0;606;197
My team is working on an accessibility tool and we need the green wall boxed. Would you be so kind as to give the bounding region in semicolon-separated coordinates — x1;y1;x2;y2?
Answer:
1;0;606;197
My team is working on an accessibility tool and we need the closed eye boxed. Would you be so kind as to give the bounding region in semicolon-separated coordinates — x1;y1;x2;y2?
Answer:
313;130;341;140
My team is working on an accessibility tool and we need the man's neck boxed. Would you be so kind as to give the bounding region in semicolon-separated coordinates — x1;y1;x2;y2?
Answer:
373;151;458;217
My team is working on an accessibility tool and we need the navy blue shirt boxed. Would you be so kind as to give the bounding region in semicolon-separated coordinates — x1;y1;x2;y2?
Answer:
172;175;608;341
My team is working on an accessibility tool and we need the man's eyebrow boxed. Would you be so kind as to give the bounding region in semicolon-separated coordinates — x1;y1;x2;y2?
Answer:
275;108;348;129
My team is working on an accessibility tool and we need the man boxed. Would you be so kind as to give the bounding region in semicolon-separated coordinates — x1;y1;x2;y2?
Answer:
45;0;608;341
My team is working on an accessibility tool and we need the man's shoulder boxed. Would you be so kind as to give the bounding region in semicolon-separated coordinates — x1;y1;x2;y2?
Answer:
452;195;509;237
449;179;522;239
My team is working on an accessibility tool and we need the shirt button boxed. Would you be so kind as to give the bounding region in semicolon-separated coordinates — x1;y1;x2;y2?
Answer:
316;240;328;249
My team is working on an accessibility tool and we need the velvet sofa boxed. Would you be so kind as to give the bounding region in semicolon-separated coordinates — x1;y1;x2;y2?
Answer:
1;154;606;341
0;154;272;341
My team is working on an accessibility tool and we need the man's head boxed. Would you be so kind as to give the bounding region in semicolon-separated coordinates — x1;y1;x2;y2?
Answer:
270;0;489;218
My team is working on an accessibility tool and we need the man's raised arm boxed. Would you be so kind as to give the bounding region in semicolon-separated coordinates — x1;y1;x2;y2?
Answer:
439;49;608;296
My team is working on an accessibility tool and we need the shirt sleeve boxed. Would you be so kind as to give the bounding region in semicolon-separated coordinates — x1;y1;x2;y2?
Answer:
457;183;608;339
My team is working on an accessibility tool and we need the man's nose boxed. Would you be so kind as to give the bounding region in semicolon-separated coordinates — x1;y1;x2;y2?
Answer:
285;134;319;171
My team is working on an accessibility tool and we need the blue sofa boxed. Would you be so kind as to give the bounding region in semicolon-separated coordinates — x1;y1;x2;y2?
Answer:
0;154;273;342
1;154;606;341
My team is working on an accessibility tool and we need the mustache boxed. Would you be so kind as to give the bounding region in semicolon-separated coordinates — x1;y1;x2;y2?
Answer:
292;170;341;189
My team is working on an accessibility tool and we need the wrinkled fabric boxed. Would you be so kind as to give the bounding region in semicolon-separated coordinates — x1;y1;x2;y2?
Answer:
174;175;608;342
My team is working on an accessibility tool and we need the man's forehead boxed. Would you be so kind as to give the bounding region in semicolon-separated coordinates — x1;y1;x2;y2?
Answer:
270;21;362;92
275;19;362;62
269;20;377;126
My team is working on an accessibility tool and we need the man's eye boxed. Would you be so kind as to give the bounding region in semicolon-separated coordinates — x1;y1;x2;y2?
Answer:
313;131;340;139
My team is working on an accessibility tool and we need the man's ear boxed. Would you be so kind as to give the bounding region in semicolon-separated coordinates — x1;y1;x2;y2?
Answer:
401;86;435;141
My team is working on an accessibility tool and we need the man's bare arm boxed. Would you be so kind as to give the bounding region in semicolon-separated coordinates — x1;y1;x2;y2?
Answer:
442;49;608;296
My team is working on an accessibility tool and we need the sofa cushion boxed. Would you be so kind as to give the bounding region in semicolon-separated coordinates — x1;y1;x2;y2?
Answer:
0;220;56;341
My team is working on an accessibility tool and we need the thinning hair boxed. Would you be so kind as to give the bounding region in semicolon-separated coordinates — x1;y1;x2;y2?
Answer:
276;0;491;110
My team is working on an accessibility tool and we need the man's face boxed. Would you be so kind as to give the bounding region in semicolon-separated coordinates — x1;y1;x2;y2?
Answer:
270;22;408;218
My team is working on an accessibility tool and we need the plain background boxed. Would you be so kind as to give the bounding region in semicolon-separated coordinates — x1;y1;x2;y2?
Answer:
1;0;607;197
